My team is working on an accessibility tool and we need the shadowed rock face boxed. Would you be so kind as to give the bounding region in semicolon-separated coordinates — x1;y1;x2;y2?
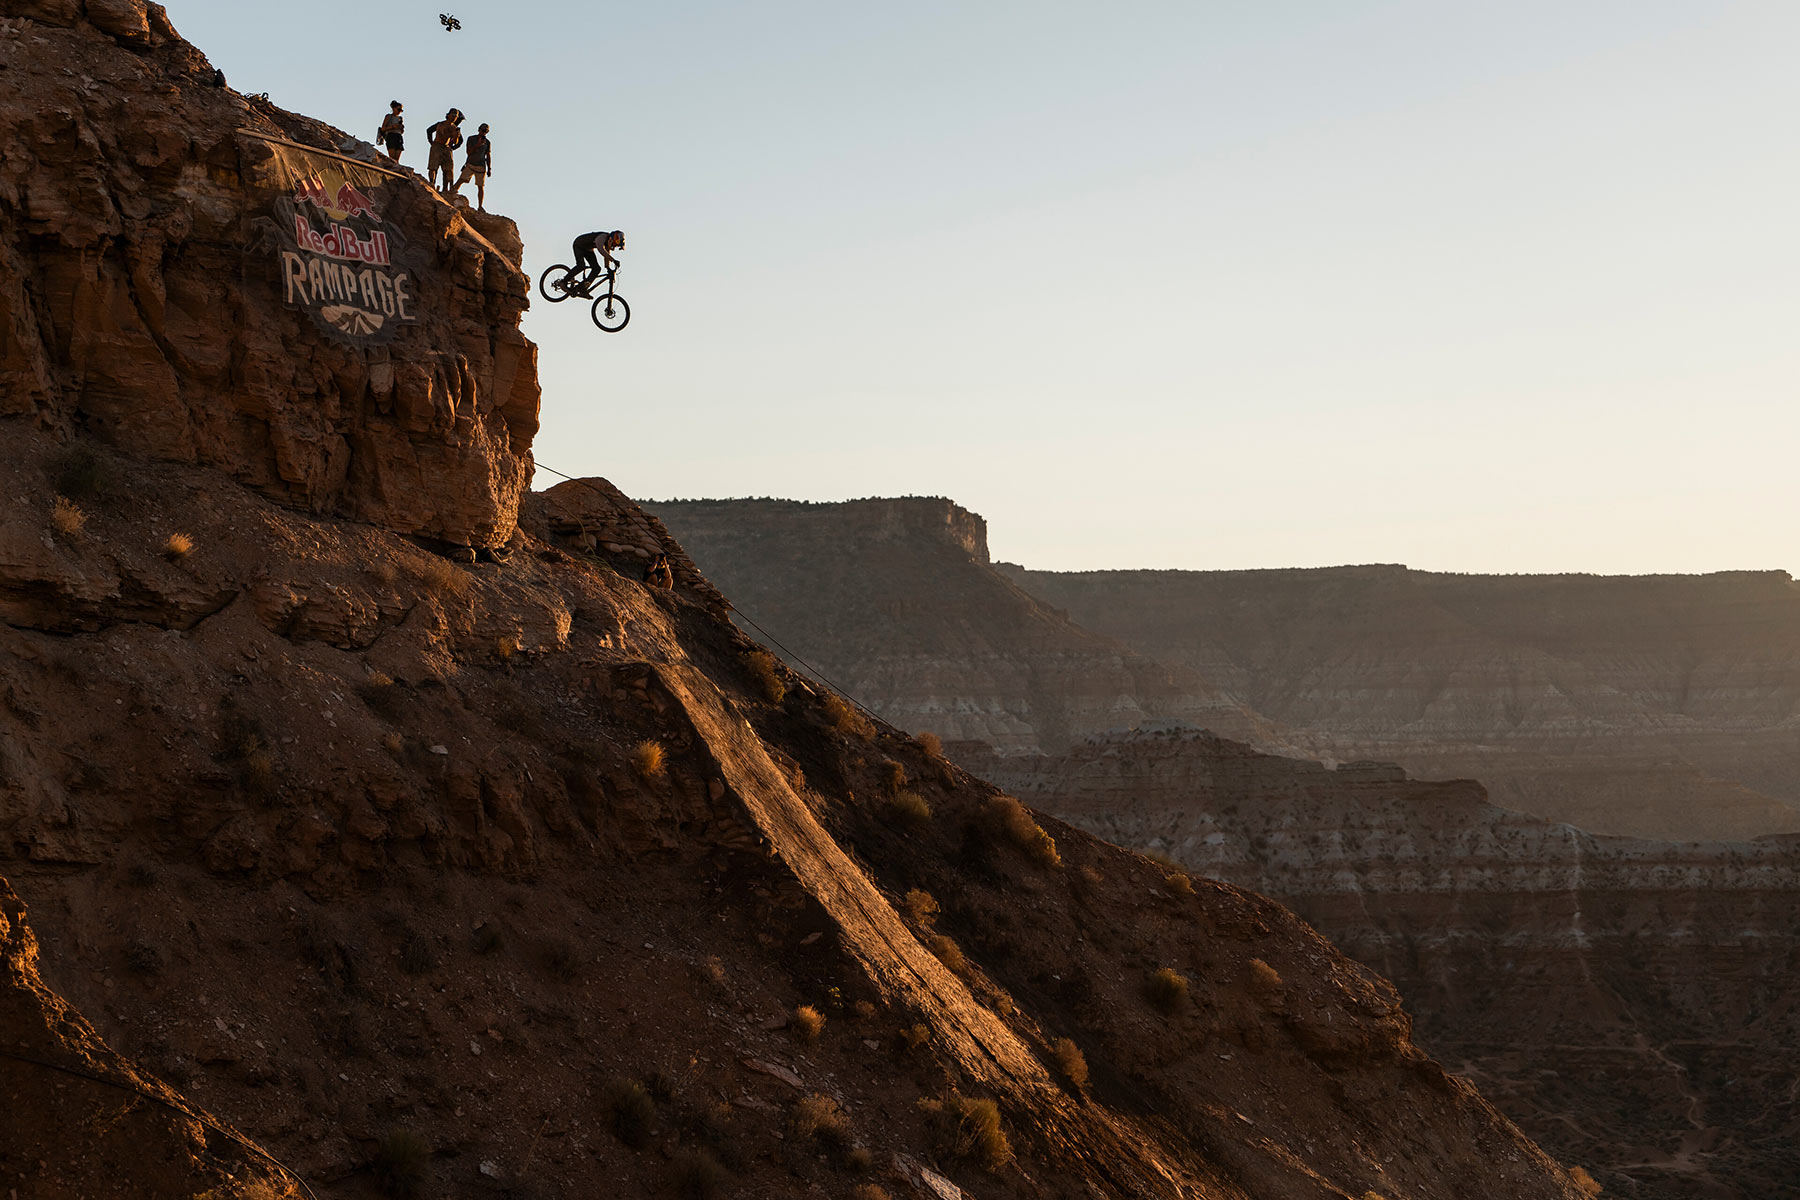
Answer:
644;497;1270;753
999;564;1800;840
0;0;540;548
964;730;1800;1200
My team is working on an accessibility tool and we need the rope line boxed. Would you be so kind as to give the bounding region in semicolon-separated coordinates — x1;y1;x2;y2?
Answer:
0;1048;320;1200
531;460;888;726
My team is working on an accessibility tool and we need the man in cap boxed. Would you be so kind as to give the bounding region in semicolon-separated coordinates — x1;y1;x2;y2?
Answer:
452;123;493;210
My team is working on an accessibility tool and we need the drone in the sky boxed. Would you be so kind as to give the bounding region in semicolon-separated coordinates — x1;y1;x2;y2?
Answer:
439;13;461;32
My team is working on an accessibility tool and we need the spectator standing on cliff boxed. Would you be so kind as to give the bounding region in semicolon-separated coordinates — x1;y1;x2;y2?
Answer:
376;101;404;164
425;108;463;192
451;123;493;210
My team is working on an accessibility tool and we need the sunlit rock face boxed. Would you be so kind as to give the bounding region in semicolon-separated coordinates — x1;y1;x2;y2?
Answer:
0;1;540;547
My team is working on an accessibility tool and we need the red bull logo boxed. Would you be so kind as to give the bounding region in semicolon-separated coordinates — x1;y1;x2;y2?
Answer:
335;183;380;221
293;173;384;222
293;173;332;211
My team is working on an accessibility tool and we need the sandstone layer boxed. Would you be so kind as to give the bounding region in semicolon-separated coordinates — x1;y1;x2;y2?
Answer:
966;731;1800;1200
646;498;1269;753
1001;564;1800;840
0;8;1595;1198
0;0;540;548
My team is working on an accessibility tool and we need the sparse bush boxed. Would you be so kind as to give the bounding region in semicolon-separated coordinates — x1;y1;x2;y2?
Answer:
645;1069;678;1102
495;634;521;661
845;1145;874;1173
985;795;1060;868
927;934;967;975
372;1128;430;1197
1569;1167;1604;1197
701;955;728;987
852;999;878;1021
916;731;943;757
744;650;786;704
900;1023;931;1052
788;1094;851;1147
921;1093;1011;1171
882;761;907;792
358;674;404;720
415;555;470;599
51;444;108;499
821;692;875;739
398;932;436;976
51;497;87;538
850;1186;892;1200
885;790;932;831
902;889;939;926
792;1004;825;1042
631;739;666;781
601;1076;656;1148
1146;967;1190;1014
1249;958;1283;992
1143;847;1182;868
1050;1037;1088;1088
160;532;194;560
670;1147;728;1198
1165;871;1195;896
382;731;406;754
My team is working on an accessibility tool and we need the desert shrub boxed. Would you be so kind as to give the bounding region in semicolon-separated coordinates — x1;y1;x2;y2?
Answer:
916;731;943;757
494;633;521;661
381;731;405;754
670;1147;728;1199
902;888;939;925
602;1077;656;1148
921;1093;1011;1172
161;532;194;560
792;1004;825;1042
358;674;403;720
744;650;786;703
645;1069;679;1102
985;796;1060;868
1143;847;1181;868
900;1023;931;1052
372;1128;430;1197
415;555;470;599
1569;1167;1604;1197
701;955;728;987
398;932;436;976
1165;871;1195;897
51;444;108;499
540;938;581;982
882;760;907;792
51;497;86;538
885;790;932;831
845;1145;875;1173
1049;1037;1088;1088
850;1186;892;1200
1146;967;1190;1014
927;934;967;975
821;692;875;739
631;739;666;781
1249;958;1283;992
788;1094;851;1148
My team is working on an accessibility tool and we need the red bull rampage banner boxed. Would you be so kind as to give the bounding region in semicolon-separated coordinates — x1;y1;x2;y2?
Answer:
274;169;417;345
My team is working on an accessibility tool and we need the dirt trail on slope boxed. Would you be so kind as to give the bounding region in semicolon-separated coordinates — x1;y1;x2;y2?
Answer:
662;664;1220;1199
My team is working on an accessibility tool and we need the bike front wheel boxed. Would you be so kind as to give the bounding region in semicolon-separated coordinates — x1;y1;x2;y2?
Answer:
539;264;575;303
591;292;631;332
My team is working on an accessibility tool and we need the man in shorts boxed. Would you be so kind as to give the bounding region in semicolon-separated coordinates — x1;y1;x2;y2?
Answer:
425;109;463;192
376;101;404;164
570;229;624;290
452;123;493;210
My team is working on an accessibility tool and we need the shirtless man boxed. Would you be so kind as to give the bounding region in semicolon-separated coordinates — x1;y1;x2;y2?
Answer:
424;109;463;192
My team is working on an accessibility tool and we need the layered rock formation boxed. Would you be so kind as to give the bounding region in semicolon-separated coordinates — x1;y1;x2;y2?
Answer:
645;498;1268;753
0;8;1596;1198
0;0;539;548
1001;564;1800;840
965;730;1800;1200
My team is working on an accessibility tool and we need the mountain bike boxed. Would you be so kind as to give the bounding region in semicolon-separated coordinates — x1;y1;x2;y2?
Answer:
538;262;631;332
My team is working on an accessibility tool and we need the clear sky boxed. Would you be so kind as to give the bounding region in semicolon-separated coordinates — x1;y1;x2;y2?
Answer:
174;1;1796;575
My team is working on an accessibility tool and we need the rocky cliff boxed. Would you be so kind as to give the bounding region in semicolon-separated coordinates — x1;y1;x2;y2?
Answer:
645;498;1270;753
1001;564;1800;841
966;731;1800;1200
0;7;1596;1199
0;0;539;550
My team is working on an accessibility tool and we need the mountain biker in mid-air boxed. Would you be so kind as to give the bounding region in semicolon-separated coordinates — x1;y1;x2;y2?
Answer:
568;230;624;292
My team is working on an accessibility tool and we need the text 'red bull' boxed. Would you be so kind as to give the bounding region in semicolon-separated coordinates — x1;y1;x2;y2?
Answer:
293;217;391;266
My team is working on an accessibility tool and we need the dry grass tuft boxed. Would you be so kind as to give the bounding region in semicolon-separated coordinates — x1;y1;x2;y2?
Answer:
986;795;1061;868
820;692;875;738
902;889;939;926
415;555;470;599
792;1004;826;1042
916;730;943;757
602;1076;656;1148
161;532;194;560
381;731;405;754
51;497;87;538
358;673;404;720
670;1147;728;1198
1146;966;1190;1013
927;934;967;975
920;1093;1012;1172
886;790;932;831
1165;871;1195;896
850;1186;892;1200
494;633;521;661
1050;1037;1089;1088
744;650;787;704
788;1093;852;1147
882;760;908;792
1249;958;1283;992
1568;1167;1604;1197
631;739;666;781
900;1023;931;1052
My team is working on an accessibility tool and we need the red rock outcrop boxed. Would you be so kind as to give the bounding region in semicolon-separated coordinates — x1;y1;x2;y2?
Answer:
0;0;539;549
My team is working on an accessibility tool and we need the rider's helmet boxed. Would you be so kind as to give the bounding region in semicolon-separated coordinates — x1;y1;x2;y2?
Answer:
606;230;625;250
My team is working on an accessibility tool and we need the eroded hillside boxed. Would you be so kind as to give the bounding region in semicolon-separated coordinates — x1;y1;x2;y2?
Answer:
0;4;1594;1198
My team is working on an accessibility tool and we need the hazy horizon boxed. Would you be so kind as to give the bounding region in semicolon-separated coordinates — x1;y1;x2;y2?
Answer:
175;1;1798;576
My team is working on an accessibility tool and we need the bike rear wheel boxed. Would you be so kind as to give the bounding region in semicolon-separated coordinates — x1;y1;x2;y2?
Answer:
539;264;576;303
591;291;631;332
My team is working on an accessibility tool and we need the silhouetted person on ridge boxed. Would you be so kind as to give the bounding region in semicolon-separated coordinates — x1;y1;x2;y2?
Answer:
376;101;405;164
452;122;493;210
425;108;463;192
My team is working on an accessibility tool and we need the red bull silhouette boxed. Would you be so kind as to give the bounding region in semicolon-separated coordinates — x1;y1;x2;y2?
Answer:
335;183;380;221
